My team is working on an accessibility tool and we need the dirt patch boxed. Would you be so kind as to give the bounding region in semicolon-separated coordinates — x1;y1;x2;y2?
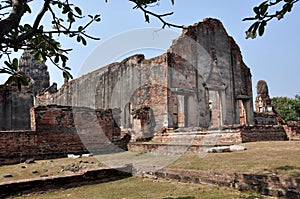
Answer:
0;156;104;183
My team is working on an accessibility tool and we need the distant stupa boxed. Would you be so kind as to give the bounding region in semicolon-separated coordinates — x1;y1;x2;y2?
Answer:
19;50;50;95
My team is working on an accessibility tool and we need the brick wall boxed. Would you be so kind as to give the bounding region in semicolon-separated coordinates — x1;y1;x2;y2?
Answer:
283;121;300;140
240;125;288;142
254;112;278;125
0;105;126;165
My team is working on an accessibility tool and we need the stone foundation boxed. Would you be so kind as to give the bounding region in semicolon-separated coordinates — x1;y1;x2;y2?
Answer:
150;168;300;198
129;125;289;154
240;126;288;142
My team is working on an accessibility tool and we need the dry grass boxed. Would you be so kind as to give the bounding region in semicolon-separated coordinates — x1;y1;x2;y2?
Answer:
1;141;296;198
15;177;273;199
170;141;300;177
0;156;104;183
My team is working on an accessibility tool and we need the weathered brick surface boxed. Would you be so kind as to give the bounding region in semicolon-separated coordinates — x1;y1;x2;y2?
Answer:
240;125;288;142
0;105;125;165
0;130;87;165
284;121;300;140
151;168;300;198
254;112;278;125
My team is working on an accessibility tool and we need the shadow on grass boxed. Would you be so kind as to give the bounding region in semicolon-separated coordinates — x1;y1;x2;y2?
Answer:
275;165;300;177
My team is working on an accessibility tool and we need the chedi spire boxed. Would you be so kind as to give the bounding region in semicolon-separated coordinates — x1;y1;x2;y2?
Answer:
19;50;50;95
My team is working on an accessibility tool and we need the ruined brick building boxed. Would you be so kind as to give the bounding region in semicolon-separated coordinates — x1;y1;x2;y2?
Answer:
0;18;298;164
37;18;254;140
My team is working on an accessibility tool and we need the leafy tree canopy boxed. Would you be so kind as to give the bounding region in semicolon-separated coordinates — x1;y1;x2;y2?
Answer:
272;94;300;121
0;0;297;88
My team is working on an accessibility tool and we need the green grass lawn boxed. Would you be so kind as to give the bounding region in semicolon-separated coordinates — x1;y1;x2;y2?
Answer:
170;141;300;177
15;177;273;199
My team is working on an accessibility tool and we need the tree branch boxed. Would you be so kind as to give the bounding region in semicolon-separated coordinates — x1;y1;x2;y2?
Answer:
0;0;26;38
129;0;186;29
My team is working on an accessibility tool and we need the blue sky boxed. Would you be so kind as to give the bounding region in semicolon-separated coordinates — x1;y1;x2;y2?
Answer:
2;0;300;98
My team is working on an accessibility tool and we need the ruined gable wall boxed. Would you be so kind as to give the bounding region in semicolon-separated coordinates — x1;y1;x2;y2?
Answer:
169;18;253;126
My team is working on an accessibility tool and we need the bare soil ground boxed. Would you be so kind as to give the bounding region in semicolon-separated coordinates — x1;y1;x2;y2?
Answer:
0;156;104;183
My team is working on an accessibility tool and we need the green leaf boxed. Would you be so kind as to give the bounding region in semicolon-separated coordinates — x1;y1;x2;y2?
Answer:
248;21;260;33
60;55;68;63
253;7;260;15
54;55;59;63
12;58;18;71
68;12;75;22
34;52;42;61
18;75;28;86
260;4;268;15
4;76;16;86
77;35;81;42
145;14;150;23
285;3;293;12
258;21;267;36
78;26;83;31
66;71;73;79
62;5;71;14
63;71;68;79
75;7;82;15
39;25;44;31
81;37;87;46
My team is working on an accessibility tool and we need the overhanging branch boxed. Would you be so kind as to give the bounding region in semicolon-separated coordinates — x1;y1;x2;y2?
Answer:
0;0;26;37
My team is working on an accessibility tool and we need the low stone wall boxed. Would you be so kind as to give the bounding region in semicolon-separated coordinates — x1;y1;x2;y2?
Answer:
0;165;132;198
240;125;288;142
151;168;300;198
